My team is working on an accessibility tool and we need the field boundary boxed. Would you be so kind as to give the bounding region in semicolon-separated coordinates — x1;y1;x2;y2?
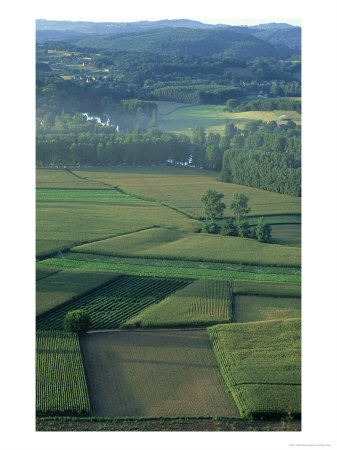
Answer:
36;274;122;319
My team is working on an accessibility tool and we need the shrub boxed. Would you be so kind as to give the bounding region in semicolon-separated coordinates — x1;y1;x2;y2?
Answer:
201;221;220;234
220;218;237;236
236;220;250;238
255;217;272;242
63;310;91;334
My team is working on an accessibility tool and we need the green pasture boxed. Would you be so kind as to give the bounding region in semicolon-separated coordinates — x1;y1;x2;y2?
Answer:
269;224;301;247
73;230;301;267
72;167;301;218
124;279;233;328
36;269;118;316
37;253;301;284
157;104;301;135
36;200;199;258
36;169;109;189
232;280;301;298
155;101;190;115
36;188;143;202
36;331;90;416
234;295;301;322
208;319;301;418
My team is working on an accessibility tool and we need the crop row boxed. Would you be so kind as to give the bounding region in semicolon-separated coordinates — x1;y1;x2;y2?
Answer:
36;276;189;330
37;255;301;284
36;331;90;416
36;188;143;202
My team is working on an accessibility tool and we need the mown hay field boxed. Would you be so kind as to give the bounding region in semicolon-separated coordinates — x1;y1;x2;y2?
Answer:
36;270;118;316
80;329;239;418
72;166;301;218
36;331;90;416
36;276;189;330
269;224;301;247
233;295;301;322
73;229;301;267
38;253;301;284
208;319;301;419
232;280;301;298
124;280;233;328
36;188;145;203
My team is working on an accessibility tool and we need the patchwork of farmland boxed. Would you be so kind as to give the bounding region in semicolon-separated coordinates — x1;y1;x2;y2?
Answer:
36;331;90;416
208;319;301;418
124;280;233;328
72;166;301;218
36;269;119;315
73;229;301;267
37;253;301;284
36;276;189;330
79;329;240;418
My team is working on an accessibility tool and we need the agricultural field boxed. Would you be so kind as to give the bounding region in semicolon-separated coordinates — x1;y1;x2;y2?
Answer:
36;168;110;189
36;269;118;315
208;319;301;419
79;329;240;418
124;280;233;328
36;331;90;416
233;295;301;322
269;224;301;246
37;253;302;284
157;104;301;135
232;280;301;298
36;276;189;330
73;229;301;267
36;188;145;202
71;166;301;218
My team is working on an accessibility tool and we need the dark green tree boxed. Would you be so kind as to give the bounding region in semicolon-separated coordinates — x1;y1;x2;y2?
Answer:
201;189;226;220
201;221;220;234
63;310;91;334
231;193;250;222
220;218;237;236
236;220;250;238
255;217;272;242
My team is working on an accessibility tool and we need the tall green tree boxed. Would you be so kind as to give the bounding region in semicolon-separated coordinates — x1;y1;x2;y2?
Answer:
201;189;226;220
231;193;250;222
255;217;272;242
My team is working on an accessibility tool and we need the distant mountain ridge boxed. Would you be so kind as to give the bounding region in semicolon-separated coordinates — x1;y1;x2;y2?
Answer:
36;19;300;57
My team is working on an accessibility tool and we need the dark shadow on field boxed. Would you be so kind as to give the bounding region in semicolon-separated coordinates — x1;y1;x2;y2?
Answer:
79;330;240;418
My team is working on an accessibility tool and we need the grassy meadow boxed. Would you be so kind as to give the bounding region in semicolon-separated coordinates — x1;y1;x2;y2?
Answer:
73;230;301;267
71;166;301;218
208;319;301;418
157;104;301;135
124;280;233;328
80;330;239;418
233;295;301;322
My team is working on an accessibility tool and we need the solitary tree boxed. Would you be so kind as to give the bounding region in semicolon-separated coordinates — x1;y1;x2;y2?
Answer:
255;217;272;243
201;189;226;220
63;310;91;334
231;193;250;222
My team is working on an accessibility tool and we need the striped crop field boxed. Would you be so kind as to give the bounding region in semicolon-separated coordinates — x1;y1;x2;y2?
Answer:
73;230;301;267
232;280;301;298
37;253;301;284
36;168;111;189
36;188;144;203
36;276;189;330
36;331;90;416
124;280;233;328
208;319;301;419
36;270;119;316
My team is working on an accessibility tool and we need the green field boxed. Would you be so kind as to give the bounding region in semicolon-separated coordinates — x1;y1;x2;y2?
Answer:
208;319;301;418
36;331;90;416
36;270;118;316
124;280;233;328
232;280;301;298
80;329;239;418
37;253;301;284
73;230;301;267
36;168;110;189
36;188;144;202
36;276;189;330
71;166;301;219
234;295;301;322
269;224;301;246
157;104;301;135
